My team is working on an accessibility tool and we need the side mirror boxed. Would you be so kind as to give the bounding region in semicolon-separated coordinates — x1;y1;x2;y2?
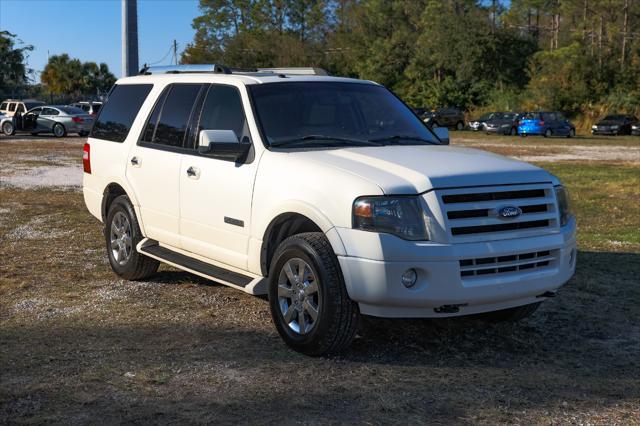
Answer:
433;127;450;145
198;130;250;161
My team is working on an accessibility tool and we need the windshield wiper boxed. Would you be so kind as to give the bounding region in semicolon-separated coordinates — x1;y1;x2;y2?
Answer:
370;135;437;145
271;135;383;148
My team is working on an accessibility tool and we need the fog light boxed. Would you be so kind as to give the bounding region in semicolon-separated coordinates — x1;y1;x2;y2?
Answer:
401;269;418;288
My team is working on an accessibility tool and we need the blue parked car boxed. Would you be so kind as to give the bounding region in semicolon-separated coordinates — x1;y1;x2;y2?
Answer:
518;112;576;138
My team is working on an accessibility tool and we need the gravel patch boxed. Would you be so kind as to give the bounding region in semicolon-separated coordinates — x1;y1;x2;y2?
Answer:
0;165;82;189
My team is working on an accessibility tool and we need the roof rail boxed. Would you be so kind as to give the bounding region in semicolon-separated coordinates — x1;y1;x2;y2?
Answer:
139;64;231;75
255;67;329;76
138;64;329;77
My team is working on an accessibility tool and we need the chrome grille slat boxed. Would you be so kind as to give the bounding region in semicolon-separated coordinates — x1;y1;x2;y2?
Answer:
459;250;558;278
436;184;558;242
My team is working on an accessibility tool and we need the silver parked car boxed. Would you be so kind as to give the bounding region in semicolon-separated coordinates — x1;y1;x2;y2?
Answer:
0;105;94;137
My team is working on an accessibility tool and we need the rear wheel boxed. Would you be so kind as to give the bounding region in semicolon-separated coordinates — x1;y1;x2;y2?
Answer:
567;128;575;138
455;121;464;131
479;302;541;322
431;122;439;129
544;128;552;138
52;123;66;138
2;121;15;135
268;232;359;356
509;127;517;136
105;195;159;280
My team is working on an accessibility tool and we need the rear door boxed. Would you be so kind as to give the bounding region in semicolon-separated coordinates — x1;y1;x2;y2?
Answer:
39;107;60;132
553;112;571;135
126;83;204;248
179;83;257;269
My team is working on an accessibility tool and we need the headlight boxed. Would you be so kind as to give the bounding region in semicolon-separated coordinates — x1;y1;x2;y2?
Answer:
353;196;429;240
554;185;572;227
591;125;597;129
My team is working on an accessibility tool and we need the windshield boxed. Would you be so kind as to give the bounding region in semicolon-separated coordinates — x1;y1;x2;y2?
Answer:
249;82;439;148
603;115;624;121
479;112;497;120
24;102;44;110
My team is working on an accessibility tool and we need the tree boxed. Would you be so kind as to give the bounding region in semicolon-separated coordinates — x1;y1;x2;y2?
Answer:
0;31;33;95
41;54;115;98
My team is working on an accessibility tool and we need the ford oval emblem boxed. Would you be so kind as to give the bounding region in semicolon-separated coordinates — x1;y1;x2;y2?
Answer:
498;205;522;219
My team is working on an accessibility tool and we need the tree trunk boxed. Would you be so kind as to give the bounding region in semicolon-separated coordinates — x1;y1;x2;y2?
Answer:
621;0;629;69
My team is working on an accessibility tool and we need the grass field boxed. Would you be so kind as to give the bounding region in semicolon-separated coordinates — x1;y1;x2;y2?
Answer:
1;133;639;423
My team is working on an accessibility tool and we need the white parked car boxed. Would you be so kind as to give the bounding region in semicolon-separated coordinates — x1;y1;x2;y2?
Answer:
82;65;577;355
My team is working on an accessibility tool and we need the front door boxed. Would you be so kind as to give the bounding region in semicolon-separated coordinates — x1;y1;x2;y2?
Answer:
179;84;258;270
126;83;204;248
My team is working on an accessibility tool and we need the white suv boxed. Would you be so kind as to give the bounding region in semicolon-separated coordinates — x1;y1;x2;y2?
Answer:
83;65;577;355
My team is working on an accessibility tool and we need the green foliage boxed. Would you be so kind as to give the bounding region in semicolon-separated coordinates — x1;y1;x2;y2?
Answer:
0;31;33;95
41;54;115;97
182;0;640;116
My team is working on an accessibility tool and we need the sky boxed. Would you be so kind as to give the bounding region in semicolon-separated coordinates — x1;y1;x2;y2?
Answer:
0;0;200;81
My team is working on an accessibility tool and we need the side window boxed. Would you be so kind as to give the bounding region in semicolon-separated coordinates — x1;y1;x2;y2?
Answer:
43;108;59;115
91;84;153;142
29;107;42;114
556;113;566;121
198;84;250;144
145;84;202;148
15;104;25;114
8;103;16;112
0;103;7;111
141;88;169;142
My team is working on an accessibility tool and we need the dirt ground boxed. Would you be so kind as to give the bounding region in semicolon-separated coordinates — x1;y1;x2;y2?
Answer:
1;133;639;424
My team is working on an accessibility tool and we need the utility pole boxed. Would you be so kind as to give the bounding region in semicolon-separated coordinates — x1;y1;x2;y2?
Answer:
122;0;139;77
173;40;178;65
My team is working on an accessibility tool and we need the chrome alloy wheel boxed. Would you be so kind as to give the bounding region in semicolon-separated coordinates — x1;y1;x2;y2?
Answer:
277;258;320;335
110;211;133;265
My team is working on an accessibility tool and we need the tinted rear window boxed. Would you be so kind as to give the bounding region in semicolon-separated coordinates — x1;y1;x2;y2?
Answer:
59;106;85;115
91;84;153;142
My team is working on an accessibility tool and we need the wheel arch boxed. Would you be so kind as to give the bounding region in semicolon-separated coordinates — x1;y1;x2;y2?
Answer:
259;207;344;277
100;180;145;234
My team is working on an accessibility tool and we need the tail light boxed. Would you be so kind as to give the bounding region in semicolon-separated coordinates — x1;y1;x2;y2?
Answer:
72;116;84;123
538;121;545;126
83;143;91;174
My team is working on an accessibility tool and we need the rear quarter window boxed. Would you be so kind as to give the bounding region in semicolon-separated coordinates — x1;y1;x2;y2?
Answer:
91;84;153;142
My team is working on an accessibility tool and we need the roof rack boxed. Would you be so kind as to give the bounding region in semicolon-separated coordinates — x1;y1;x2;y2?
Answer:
138;64;329;76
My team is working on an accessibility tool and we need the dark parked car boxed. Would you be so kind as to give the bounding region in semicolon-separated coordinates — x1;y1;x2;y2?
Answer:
591;114;638;135
468;112;499;131
518;112;576;138
484;112;522;136
423;107;465;130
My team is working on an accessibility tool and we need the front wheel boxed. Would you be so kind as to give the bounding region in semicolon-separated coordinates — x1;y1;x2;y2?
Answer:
2;121;15;135
567;128;575;138
544;128;552;138
509;127;517;136
52;123;66;138
105;195;159;280
431;122;439;129
455;121;464;131
268;232;359;356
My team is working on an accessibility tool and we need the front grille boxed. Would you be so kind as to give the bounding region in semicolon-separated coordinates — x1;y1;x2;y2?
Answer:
459;250;557;278
438;184;558;241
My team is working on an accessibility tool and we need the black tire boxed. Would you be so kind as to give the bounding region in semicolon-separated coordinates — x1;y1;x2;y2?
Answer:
544;128;552;138
2;121;15;136
520;133;527;138
509;127;517;136
479;302;541;322
52;123;66;138
455;121;464;131
79;131;89;137
268;232;359;356
31;132;39;136
105;195;159;280
431;122;439;129
567;128;575;138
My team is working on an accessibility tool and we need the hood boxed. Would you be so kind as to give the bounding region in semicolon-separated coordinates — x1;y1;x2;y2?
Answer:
290;145;552;194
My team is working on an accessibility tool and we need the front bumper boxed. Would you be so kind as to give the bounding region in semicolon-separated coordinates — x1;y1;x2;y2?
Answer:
336;219;577;318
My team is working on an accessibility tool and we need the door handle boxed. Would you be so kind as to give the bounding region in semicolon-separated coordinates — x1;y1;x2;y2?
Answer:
130;157;140;167
186;166;200;179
